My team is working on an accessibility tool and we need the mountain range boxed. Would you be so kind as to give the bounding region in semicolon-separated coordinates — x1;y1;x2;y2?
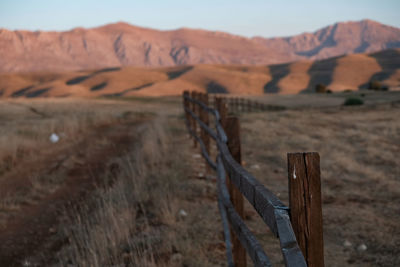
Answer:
1;49;398;97
1;19;400;73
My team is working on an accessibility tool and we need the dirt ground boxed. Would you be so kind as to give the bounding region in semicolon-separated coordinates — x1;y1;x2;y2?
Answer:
0;93;399;266
0;101;152;265
238;100;400;266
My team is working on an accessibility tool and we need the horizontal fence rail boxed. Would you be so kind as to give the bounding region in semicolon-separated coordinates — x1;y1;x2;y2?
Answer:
182;91;325;267
209;96;287;114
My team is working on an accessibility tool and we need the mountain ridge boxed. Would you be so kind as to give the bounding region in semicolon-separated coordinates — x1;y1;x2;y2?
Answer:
1;48;399;97
1;19;400;73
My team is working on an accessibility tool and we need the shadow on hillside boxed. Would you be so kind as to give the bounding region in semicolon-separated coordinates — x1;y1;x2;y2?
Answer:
166;66;193;80
295;24;338;57
93;67;121;75
103;83;154;97
66;67;121;86
11;86;51;98
264;64;290;93
354;41;370;53
26;88;51;98
12;86;35;97
66;76;91;85
90;82;108;91
303;57;338;92
206;81;227;94
359;49;400;89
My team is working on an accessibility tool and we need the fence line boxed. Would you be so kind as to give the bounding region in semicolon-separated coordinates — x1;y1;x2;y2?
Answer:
182;91;325;267
209;95;286;114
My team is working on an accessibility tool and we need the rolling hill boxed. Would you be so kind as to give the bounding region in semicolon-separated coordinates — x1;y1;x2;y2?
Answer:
1;20;400;73
0;49;398;97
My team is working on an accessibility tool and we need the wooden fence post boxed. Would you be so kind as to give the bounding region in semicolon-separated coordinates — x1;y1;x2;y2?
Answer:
288;152;324;267
225;116;246;267
183;91;190;132
241;98;245;113
215;97;227;127
191;91;198;147
200;93;211;173
216;97;246;266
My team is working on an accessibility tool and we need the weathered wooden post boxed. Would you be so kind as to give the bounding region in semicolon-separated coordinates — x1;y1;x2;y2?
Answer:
191;91;198;147
216;97;246;267
225;116;246;267
215;97;226;133
183;91;190;132
200;92;211;173
240;98;245;113
288;152;324;267
247;99;252;112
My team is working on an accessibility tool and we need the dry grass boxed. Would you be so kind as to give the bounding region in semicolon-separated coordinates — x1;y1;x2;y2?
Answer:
0;97;228;266
1;94;399;266
239;102;400;266
51;114;226;267
0;98;158;229
0;99;123;174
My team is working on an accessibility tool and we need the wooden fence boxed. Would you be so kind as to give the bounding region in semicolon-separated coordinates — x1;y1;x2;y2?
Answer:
182;91;324;267
210;96;286;114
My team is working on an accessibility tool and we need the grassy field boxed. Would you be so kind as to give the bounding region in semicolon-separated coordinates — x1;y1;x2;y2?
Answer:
239;100;400;266
0;92;398;266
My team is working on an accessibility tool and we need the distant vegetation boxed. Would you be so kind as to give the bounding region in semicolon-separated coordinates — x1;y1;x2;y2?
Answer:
368;80;389;91
315;84;333;94
315;84;328;93
343;97;364;106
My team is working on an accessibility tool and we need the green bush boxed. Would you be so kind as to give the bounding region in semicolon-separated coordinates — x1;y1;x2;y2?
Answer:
343;97;364;106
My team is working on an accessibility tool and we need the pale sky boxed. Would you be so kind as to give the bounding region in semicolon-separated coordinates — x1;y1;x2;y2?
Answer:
0;0;399;37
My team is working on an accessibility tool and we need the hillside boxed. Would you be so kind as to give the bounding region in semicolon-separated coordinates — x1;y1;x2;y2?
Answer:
0;49;398;97
1;20;400;73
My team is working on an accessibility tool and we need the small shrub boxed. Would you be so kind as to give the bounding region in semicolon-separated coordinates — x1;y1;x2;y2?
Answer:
343;97;364;106
369;80;382;90
326;89;333;94
315;84;327;93
343;89;353;93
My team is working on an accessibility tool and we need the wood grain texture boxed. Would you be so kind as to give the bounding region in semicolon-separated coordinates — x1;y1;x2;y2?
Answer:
191;91;198;148
288;152;324;267
200;93;211;172
226;116;246;267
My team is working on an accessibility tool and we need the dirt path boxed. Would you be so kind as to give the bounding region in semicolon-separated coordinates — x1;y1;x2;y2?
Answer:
0;115;151;266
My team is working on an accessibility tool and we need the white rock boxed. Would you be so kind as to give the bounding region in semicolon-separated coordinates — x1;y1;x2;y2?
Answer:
179;209;188;217
357;243;367;252
192;154;201;158
50;133;60;143
343;240;352;248
250;164;260;170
